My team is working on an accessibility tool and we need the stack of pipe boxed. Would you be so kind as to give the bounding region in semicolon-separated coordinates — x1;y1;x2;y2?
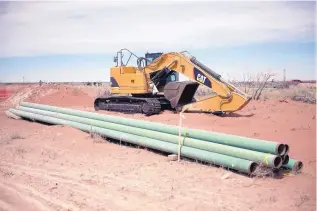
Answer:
7;102;303;175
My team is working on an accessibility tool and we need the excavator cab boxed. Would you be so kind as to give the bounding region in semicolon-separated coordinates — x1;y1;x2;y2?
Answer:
145;52;163;65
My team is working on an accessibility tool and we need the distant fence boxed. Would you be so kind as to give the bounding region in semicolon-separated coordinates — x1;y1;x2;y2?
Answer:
0;82;110;86
231;80;316;89
288;80;316;84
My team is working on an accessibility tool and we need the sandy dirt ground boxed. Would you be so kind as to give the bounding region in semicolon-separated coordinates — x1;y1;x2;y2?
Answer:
0;84;316;211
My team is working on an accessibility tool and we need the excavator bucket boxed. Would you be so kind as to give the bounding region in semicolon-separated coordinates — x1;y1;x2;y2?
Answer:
163;81;199;108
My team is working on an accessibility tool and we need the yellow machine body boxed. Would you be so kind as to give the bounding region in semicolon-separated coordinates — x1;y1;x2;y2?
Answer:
110;66;149;94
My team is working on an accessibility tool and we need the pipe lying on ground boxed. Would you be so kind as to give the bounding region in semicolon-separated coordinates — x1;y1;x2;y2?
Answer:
20;102;286;156
5;110;21;120
8;109;258;174
16;106;282;168
283;158;303;172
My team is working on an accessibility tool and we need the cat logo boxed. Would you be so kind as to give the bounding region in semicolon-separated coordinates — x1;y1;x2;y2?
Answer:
196;73;207;83
193;67;212;88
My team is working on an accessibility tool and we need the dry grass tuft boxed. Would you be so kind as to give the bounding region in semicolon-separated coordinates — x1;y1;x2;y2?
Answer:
95;86;111;99
295;194;310;207
194;86;216;98
15;145;26;155
89;131;105;143
226;71;315;104
10;132;26;140
0;132;26;145
212;79;316;104
251;163;275;178
260;85;316;104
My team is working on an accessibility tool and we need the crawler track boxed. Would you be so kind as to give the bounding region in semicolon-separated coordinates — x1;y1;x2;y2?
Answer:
94;96;163;116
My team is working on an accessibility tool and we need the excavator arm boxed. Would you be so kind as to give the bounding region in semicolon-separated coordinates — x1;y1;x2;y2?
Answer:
143;52;251;113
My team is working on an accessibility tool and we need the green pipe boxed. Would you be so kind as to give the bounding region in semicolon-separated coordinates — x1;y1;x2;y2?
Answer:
8;109;258;174
20;102;285;155
17;106;282;168
283;158;303;172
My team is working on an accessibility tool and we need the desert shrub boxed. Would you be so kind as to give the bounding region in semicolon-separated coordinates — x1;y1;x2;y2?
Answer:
287;85;316;104
258;84;316;104
194;85;216;97
95;86;111;99
89;131;105;143
10;132;25;140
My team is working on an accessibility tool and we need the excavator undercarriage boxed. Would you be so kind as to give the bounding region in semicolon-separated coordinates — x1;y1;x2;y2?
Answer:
94;96;163;115
94;81;199;115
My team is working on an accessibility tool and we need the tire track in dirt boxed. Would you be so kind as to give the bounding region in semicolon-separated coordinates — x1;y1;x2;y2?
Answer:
1;141;313;211
0;182;49;211
0;163;133;210
1;162;200;210
1;182;72;210
0;161;256;211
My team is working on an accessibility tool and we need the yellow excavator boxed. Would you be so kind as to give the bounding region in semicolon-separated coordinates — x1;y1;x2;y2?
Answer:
94;49;251;115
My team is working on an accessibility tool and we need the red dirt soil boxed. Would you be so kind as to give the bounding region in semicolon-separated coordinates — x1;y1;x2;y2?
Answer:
0;84;316;211
28;86;93;108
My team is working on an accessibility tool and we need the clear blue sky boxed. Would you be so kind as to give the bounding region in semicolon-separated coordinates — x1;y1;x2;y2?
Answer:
0;1;315;82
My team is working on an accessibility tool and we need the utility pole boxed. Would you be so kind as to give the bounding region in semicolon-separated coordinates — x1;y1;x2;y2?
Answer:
283;69;286;82
23;76;24;83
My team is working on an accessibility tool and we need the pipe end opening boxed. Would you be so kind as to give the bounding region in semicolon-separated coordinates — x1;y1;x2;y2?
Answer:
276;144;286;156
249;162;258;174
274;156;283;168
294;161;303;172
